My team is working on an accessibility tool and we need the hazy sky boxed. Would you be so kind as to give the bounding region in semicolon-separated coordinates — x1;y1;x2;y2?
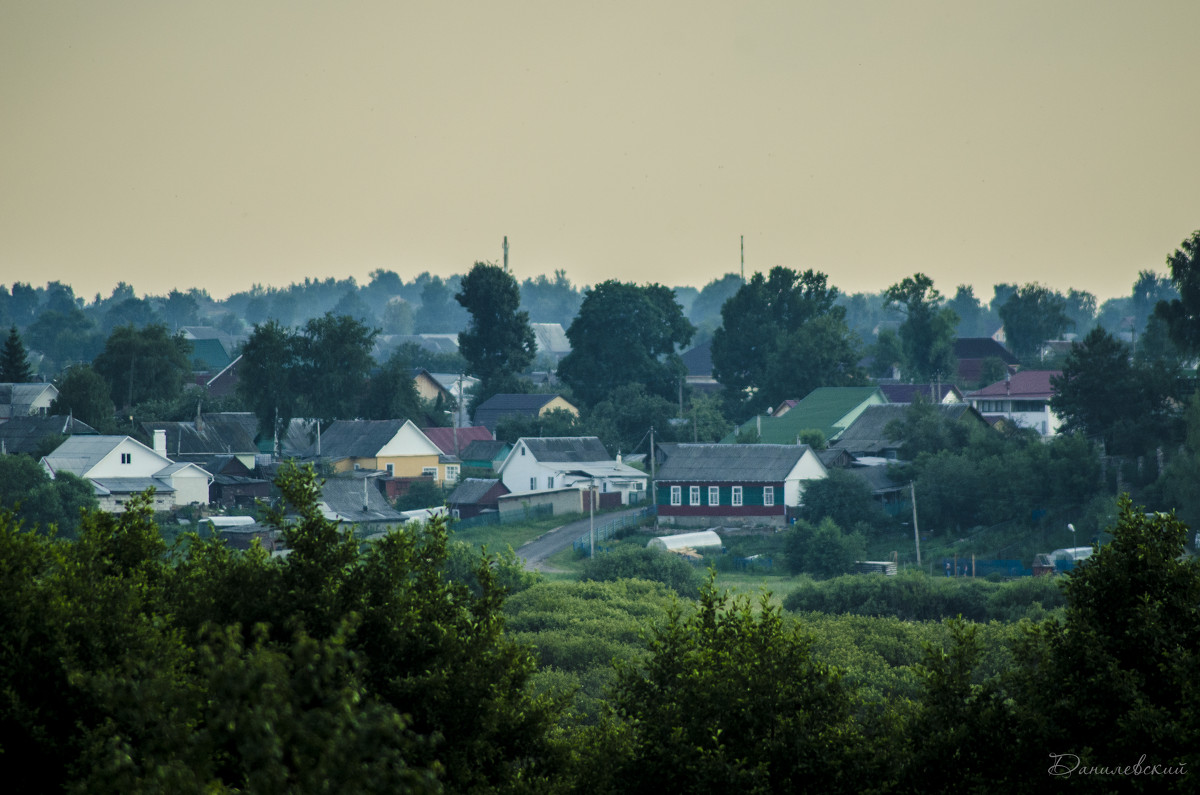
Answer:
3;1;1199;303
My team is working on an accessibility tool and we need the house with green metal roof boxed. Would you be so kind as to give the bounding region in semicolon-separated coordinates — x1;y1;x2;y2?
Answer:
723;386;886;446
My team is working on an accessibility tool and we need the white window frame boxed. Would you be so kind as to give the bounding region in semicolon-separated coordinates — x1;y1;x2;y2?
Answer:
763;486;775;506
120;453;132;464
530;477;538;490
689;486;701;506
670;485;682;506
732;486;743;506
708;486;719;506
548;476;555;489
421;467;437;477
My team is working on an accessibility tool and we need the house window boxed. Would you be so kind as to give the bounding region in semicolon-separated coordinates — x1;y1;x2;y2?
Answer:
548;476;555;489
670;486;681;506
763;486;775;506
530;477;538;490
732;486;743;506
422;467;437;477
446;465;460;481
386;463;394;475
708;486;719;505
120;453;132;464
689;486;701;506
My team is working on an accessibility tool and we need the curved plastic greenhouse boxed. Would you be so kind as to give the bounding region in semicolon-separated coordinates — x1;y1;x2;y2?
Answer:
647;530;723;552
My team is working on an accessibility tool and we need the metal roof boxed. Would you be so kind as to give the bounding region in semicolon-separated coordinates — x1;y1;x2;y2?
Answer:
655;443;813;483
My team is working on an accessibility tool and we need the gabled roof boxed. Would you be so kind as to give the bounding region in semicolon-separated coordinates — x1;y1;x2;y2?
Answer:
475;393;561;413
317;476;406;524
656;443;817;483
878;383;963;404
726;387;885;444
42;435;163;477
473;393;574;431
447;478;507;505
954;337;1019;364
421;425;493;456
833;403;984;455
460;439;510;462
0;382;58;419
189;338;234;372
0;414;96;455
305;419;407;459
519;436;611;463
142;413;259;457
530;323;571;354
967;370;1060;400
680;340;714;378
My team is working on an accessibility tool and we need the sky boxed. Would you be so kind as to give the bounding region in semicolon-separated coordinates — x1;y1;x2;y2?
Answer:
3;1;1199;304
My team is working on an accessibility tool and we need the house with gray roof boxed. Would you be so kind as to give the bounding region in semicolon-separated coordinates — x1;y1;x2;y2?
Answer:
316;473;406;526
141;411;259;469
472;393;578;433
0;382;58;422
0;414;96;456
831;403;987;459
654;443;827;527
497;436;648;506
447;477;509;520
41;433;212;513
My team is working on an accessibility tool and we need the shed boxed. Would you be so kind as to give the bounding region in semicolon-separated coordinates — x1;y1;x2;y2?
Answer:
648;530;723;553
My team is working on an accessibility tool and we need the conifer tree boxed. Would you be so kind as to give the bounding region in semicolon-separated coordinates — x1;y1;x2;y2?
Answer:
0;325;33;382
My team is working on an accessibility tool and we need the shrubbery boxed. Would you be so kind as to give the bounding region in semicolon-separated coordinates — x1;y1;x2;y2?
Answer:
782;568;1067;621
580;543;704;598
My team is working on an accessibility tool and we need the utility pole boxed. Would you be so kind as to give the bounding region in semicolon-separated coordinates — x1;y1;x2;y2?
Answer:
589;481;596;558
503;236;509;272
910;481;922;566
740;235;744;281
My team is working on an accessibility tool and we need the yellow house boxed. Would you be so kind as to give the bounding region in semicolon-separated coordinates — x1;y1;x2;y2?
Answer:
312;419;459;485
473;393;580;434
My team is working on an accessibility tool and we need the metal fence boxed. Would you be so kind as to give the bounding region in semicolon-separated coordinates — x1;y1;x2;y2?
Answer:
573;506;657;556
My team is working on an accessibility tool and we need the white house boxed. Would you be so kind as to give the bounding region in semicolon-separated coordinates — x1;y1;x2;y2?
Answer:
0;382;58;421
966;370;1063;437
497;437;649;505
41;431;212;513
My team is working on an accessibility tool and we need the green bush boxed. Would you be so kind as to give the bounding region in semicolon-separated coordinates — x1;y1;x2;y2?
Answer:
782;569;1066;622
784;518;866;579
580;543;704;598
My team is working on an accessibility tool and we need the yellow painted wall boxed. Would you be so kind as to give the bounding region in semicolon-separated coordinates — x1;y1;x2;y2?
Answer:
538;396;579;417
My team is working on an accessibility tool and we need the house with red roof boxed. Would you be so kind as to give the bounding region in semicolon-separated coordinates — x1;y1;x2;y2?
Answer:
966;370;1062;437
421;424;494;459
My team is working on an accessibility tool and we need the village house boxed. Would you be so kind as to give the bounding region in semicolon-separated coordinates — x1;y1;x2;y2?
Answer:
966;370;1062;437
654;443;827;528
497;436;648;508
41;431;212;513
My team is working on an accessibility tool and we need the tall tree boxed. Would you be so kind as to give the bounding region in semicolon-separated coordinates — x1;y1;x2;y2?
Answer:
456;262;537;405
92;324;192;409
558;281;694;407
884;273;958;383
0;325;33;382
360;350;424;422
237;320;301;444
1050;327;1179;455
49;364;117;433
295;312;378;424
712;267;863;417
1154;229;1200;355
998;283;1071;362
